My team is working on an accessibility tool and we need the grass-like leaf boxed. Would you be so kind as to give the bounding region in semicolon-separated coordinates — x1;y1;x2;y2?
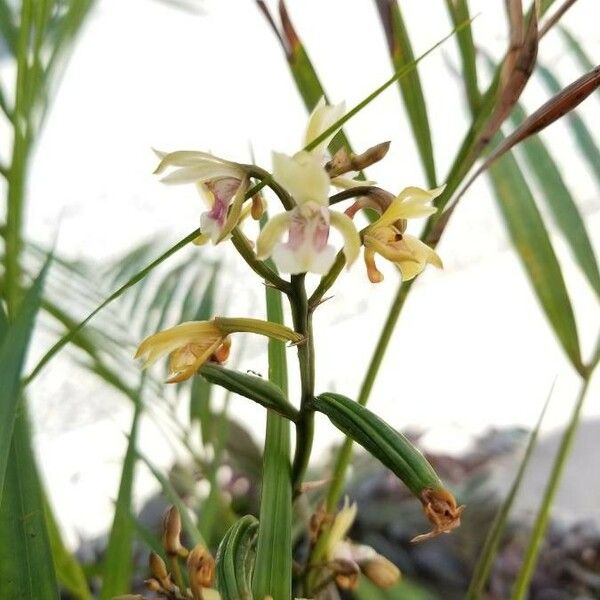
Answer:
45;497;92;600
509;101;600;299
466;388;552;599
0;409;59;599
0;256;50;494
444;0;480;115
99;398;143;599
536;60;600;187
488;142;583;373
251;233;292;600
375;0;437;186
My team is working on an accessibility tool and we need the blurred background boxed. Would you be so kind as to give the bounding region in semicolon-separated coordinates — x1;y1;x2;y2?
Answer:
1;0;599;598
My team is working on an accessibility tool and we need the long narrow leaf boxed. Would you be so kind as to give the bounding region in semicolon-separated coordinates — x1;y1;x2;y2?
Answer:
375;0;437;186
252;229;292;600
100;398;143;599
536;61;600;186
45;498;92;600
488;143;583;373
509;101;600;298
0;409;59;599
0;257;50;494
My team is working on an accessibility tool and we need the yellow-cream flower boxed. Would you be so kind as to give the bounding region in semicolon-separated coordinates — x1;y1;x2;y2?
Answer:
154;150;248;244
257;99;360;274
324;499;400;590
135;317;302;383
361;186;444;283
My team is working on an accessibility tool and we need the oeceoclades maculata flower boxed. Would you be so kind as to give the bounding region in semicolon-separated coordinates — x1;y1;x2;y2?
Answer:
346;185;445;283
154;150;250;245
256;98;362;275
135;317;303;383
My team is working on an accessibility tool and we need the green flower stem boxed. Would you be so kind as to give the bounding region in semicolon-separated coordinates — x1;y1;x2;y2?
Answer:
289;274;316;495
325;278;413;510
230;229;291;293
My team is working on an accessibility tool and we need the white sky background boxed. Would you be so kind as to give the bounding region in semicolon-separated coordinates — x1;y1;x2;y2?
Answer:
6;0;600;542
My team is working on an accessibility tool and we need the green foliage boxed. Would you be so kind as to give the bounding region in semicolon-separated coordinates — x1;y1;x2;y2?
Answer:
216;515;259;599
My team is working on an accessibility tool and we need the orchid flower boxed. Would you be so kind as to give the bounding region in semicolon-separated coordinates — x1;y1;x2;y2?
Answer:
154;150;248;244
256;100;360;274
357;186;445;283
324;499;400;590
135;317;302;383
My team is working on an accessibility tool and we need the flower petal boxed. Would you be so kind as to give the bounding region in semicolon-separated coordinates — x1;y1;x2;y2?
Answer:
256;211;293;260
272;242;336;275
154;150;232;173
303;97;346;156
216;177;249;243
373;185;445;227
160;163;243;185
403;235;443;269
330;211;361;267
272;151;330;205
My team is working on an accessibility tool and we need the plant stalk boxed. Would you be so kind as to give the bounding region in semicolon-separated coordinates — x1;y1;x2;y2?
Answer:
289;274;316;495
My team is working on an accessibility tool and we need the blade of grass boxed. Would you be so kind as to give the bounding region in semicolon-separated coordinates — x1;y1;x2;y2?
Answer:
466;386;552;599
25;228;201;384
536;60;600;186
488;141;583;374
443;0;480;115
510;352;598;600
252;222;292;600
509;100;600;299
0;257;50;494
0;407;59;599
45;497;92;600
100;396;143;599
374;0;437;186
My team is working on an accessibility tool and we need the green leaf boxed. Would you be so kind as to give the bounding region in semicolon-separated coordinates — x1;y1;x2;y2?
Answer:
509;102;600;298
488;143;584;373
100;398;143;599
251;235;292;600
45;498;92;600
199;364;299;422
313;393;443;497
536;61;600;187
466;389;551;599
443;0;480;115
216;515;259;600
375;0;437;186
25;228;201;384
0;257;49;494
0;408;59;599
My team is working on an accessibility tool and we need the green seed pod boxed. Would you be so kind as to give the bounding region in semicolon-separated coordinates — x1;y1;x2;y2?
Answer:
215;515;259;600
313;393;462;541
200;364;299;422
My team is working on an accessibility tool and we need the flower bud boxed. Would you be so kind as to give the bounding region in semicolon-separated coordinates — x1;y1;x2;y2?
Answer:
361;555;401;589
149;551;169;581
187;544;216;589
162;506;188;557
144;577;162;592
330;558;360;590
251;193;266;220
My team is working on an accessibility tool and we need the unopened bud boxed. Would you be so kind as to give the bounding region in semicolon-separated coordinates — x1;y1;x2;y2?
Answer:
361;555;401;589
331;558;360;590
251;194;266;220
212;337;231;364
144;577;162;592
149;551;169;581
162;506;188;557
326;142;391;177
187;544;216;589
